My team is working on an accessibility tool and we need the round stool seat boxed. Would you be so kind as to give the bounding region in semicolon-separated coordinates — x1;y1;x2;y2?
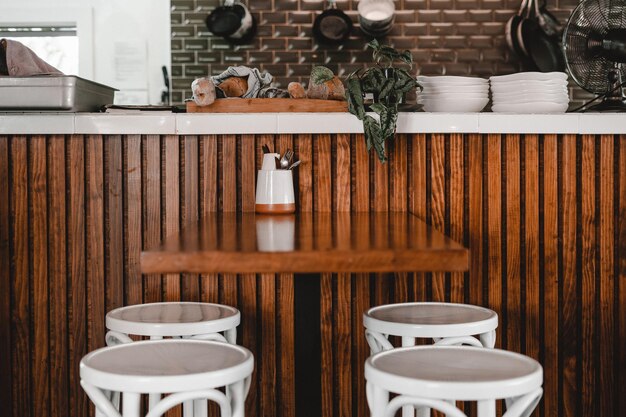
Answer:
364;302;497;338
365;345;542;400
80;339;254;393
106;302;240;337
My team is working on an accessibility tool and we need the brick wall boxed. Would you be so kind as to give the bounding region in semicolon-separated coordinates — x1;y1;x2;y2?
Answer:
170;0;590;106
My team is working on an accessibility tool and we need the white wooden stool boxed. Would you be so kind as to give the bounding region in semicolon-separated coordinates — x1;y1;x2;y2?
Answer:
105;302;241;416
80;339;254;417
365;345;543;417
105;302;240;346
363;302;498;353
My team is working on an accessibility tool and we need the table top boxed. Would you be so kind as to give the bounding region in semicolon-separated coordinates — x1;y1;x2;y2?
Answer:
140;212;469;274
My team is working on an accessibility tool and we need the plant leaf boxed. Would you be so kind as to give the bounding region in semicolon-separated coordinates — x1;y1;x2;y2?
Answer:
310;66;335;85
361;68;385;92
362;115;380;152
369;102;386;114
394;69;419;94
346;77;365;120
400;50;413;65
378;77;396;100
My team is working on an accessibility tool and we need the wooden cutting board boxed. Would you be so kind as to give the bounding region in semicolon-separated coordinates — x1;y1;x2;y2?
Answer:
186;98;348;113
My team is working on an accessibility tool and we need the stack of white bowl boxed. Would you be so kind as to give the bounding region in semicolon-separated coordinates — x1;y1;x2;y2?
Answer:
417;76;490;112
490;72;570;113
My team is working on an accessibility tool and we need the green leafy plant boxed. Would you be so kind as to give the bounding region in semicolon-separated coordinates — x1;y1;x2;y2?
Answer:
346;39;420;162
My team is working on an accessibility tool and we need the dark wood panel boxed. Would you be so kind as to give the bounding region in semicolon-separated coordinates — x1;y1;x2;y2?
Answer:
67;135;88;417
2;132;624;417
0;136;11;414
47;136;68;417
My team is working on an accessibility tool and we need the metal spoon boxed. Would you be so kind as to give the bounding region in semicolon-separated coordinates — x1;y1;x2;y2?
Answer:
288;160;301;170
279;149;294;169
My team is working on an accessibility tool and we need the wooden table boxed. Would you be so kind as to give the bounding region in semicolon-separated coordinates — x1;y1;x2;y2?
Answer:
140;211;469;274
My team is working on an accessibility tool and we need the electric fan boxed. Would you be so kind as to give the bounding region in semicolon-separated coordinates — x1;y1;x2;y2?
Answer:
563;0;626;111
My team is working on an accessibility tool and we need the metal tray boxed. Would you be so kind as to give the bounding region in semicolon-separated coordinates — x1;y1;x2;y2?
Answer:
0;75;117;112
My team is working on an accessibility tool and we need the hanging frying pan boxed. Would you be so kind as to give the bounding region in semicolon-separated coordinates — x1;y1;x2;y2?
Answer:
536;0;562;37
206;0;256;44
313;0;353;45
505;0;529;58
517;0;565;72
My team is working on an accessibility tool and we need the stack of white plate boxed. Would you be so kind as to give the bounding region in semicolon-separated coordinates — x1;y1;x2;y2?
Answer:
417;76;489;112
490;72;570;113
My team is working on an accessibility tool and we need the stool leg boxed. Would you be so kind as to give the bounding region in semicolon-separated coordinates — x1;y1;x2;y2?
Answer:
183;400;195;417
370;384;389;417
149;393;161;412
149;336;163;411
480;330;496;348
401;337;417;417
123;393;141;417
225;328;237;345
228;380;245;417
194;399;208;417
477;400;496;417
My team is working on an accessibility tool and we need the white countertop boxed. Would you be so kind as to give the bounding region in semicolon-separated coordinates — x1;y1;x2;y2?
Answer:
1;112;625;135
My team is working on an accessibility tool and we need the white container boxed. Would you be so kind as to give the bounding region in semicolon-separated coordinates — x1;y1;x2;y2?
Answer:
255;159;296;214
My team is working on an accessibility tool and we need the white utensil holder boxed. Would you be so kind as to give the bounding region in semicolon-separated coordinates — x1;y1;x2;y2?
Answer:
255;154;296;214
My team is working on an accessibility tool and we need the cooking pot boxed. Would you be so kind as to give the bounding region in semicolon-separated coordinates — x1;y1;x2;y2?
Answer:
206;0;256;44
358;0;395;38
313;0;353;45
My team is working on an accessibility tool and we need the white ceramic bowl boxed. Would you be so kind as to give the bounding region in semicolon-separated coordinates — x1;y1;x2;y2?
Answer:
420;97;489;112
418;75;489;84
489;72;568;83
491;102;569;113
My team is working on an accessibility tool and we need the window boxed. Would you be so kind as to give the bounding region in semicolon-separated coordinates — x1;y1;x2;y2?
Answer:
0;26;79;74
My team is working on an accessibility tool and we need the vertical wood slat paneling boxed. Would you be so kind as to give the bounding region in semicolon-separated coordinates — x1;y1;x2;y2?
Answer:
0;136;12;415
506;134;521;353
142;135;162;304
181;136;199;301
105;136;124;313
67;135;88;417
430;134;446;302
525;135;540;364
486;135;502;333
10;136;30;417
124;136;142;306
618;135;626;417
2;133;625;417
598;135;614;417
163;136;180;302
561;135;578;417
542;135;559;417
30;136;49;417
581;135;596;417
448;134;464;305
47;137;68;417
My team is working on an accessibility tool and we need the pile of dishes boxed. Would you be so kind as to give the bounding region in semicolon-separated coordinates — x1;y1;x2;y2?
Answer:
417;76;490;112
490;72;570;113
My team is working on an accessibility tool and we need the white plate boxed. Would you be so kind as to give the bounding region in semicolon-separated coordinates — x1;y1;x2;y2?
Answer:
421;85;490;94
419;93;489;100
491;102;569;113
490;85;568;95
419;97;489;113
489;72;568;82
493;94;568;102
492;97;569;106
418;75;488;84
490;80;568;89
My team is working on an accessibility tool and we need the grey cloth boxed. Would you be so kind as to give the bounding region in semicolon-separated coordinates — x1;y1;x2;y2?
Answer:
1;39;63;76
210;66;272;98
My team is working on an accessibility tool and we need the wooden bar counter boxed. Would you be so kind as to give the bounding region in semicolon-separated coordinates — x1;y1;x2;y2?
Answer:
0;112;625;417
